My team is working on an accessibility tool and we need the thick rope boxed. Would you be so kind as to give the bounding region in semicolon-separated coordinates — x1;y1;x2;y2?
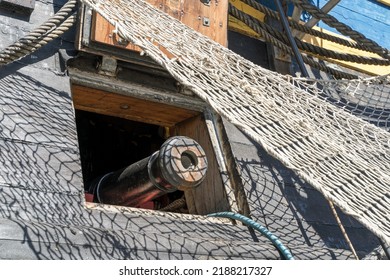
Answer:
289;0;390;59
158;197;186;212
229;5;358;79
0;0;77;66
240;0;381;55
235;1;390;66
80;0;390;246
255;17;390;66
1;15;77;65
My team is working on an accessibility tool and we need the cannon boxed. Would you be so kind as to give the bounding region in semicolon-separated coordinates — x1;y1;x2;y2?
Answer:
89;136;208;208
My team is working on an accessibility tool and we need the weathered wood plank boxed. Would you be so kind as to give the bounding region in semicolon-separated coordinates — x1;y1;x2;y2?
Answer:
0;71;78;148
204;110;239;213
91;0;183;51
181;0;228;46
0;239;190;260
68;65;206;112
148;0;182;19
0;235;355;260
175;115;230;215
90;0;228;54
0;217;282;260
0;185;261;244
0;139;82;193
317;0;390;49
0;100;77;148
91;12;141;52
72;84;199;127
0;216;357;259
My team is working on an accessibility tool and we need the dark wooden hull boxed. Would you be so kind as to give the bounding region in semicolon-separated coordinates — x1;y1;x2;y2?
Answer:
0;0;384;260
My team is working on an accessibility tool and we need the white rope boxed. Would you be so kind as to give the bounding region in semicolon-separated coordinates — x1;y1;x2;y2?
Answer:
80;0;390;245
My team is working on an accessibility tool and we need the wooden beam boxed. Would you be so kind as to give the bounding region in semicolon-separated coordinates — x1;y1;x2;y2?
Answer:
291;6;302;37
68;66;206;112
303;0;341;29
175;114;230;215
292;6;303;22
295;0;341;39
71;84;199;127
204;110;239;214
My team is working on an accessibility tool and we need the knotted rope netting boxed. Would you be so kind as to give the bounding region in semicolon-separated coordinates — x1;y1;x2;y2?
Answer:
81;0;390;244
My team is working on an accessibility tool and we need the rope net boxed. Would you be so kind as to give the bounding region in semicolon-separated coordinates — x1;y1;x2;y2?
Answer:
80;0;390;244
294;75;390;131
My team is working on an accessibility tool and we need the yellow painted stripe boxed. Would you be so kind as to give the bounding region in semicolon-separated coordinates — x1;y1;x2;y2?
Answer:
377;0;390;7
228;15;260;38
230;0;265;21
301;27;390;76
228;0;390;76
228;0;265;38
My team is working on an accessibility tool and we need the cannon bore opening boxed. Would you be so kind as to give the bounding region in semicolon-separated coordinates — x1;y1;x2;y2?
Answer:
181;150;198;169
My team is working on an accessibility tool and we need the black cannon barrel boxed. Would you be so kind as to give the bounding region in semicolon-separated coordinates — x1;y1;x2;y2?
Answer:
90;136;208;207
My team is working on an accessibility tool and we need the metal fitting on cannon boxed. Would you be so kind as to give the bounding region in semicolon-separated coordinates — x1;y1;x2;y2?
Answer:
89;136;208;207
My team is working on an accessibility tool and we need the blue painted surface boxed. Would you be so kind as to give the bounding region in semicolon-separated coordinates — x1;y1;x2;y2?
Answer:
314;0;390;49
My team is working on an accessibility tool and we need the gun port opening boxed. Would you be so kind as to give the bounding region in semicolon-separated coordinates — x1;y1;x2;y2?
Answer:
71;84;231;216
75;110;191;213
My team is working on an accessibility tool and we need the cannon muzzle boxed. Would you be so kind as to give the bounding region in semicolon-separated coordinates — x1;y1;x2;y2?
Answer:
89;136;208;207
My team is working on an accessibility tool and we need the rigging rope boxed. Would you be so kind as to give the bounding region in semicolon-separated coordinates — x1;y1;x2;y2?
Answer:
231;1;390;67
240;0;384;56
252;13;389;66
81;0;390;246
0;0;77;66
289;0;390;60
229;4;358;79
